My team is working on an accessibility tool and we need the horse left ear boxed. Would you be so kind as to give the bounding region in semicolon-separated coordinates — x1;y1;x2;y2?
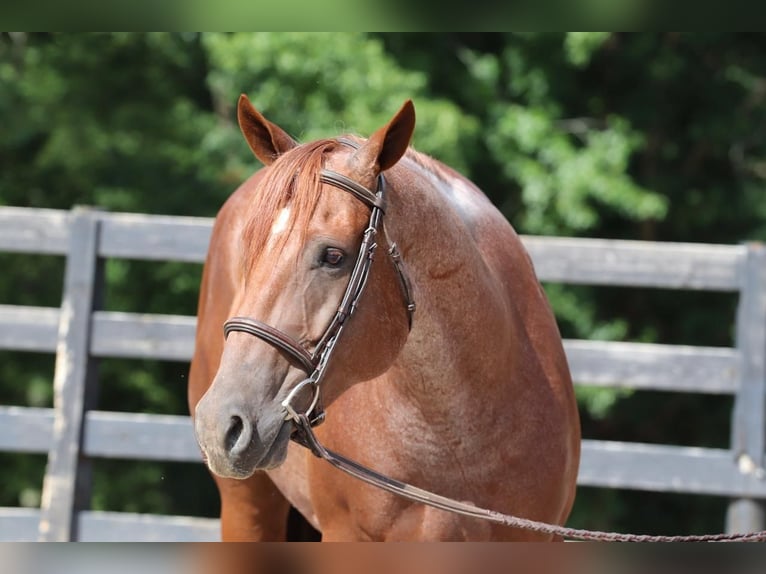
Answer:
353;100;416;174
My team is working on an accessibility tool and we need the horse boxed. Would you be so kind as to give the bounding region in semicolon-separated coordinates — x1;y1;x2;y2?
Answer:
188;94;580;541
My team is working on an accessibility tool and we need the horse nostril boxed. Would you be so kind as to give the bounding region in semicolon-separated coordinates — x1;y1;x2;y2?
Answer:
225;415;245;453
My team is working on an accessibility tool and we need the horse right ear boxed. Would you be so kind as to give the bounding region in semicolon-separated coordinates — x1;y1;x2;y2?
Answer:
237;94;297;165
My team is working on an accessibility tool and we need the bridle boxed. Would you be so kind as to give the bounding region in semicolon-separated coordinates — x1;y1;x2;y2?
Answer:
223;138;415;428
218;139;766;542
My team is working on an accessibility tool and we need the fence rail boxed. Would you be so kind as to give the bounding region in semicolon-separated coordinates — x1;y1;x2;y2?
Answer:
0;205;764;540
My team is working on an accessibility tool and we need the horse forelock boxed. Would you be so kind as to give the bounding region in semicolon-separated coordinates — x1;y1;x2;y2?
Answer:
240;136;444;277
242;139;341;274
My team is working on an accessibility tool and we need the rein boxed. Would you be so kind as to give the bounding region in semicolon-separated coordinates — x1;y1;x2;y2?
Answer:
222;139;766;542
289;414;766;542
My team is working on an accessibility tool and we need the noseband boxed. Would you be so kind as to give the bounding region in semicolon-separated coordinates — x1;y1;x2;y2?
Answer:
223;139;415;427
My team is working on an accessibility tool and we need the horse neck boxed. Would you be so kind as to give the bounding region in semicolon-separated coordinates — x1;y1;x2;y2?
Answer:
383;158;524;404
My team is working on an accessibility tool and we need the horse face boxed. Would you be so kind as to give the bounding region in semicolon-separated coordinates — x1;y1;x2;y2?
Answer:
194;96;415;480
194;184;371;478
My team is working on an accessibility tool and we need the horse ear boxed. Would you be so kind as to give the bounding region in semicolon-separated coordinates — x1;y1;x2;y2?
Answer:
237;94;297;165
353;100;416;174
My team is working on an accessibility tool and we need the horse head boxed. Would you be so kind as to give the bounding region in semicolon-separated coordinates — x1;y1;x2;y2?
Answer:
194;95;416;479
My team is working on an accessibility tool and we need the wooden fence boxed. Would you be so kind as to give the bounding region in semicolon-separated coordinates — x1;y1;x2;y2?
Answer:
0;205;764;541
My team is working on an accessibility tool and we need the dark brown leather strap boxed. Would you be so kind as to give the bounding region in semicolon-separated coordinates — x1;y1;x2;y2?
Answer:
388;242;416;329
320;169;386;211
290;414;766;542
224;317;316;373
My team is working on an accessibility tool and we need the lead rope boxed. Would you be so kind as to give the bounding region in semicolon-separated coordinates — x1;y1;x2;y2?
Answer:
290;414;766;542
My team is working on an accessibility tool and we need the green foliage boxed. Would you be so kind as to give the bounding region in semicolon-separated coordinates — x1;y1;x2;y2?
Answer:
564;32;611;67
203;33;478;174
0;33;221;215
3;32;766;536
464;36;668;235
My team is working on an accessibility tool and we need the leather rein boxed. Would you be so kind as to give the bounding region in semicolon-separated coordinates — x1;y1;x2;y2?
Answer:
222;140;766;542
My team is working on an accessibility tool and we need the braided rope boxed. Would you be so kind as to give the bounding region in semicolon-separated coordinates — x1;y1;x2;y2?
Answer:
465;509;766;542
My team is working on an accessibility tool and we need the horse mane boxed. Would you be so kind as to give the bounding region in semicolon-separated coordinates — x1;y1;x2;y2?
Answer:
242;139;339;274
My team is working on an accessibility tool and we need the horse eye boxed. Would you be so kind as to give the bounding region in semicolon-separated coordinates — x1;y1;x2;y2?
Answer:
322;247;346;267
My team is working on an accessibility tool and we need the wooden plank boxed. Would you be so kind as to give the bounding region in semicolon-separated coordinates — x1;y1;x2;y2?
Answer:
14;402;766;501
90;311;196;361
82;408;766;499
78;510;218;541
727;501;765;535
522;236;745;291
0;305;60;352
38;207;103;542
0;206;70;255
0;406;54;453
0;306;198;360
86;311;741;394
98;212;212;263
0;407;201;462
16;403;766;502
579;439;766;498
83;411;202;463
0;207;749;292
0;507;42;541
564;340;740;394
728;242;766;533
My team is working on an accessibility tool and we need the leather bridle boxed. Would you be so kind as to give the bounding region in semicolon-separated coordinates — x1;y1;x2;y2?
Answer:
218;140;766;542
223;138;415;428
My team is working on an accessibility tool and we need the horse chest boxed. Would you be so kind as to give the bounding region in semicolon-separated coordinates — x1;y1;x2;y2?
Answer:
265;444;321;530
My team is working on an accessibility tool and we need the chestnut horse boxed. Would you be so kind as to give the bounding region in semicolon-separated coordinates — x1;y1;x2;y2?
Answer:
189;95;580;541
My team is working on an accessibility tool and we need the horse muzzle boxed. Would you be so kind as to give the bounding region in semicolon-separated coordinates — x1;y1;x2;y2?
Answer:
193;397;291;479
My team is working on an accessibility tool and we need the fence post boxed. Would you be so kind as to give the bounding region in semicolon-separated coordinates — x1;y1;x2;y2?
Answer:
38;207;103;541
728;242;766;533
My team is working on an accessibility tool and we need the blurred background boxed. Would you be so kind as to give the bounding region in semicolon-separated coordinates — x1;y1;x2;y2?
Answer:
2;32;766;537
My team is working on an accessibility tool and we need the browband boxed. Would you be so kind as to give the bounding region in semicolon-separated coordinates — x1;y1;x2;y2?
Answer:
319;169;386;211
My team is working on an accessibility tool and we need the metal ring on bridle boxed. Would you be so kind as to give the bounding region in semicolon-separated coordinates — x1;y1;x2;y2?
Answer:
281;378;321;422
